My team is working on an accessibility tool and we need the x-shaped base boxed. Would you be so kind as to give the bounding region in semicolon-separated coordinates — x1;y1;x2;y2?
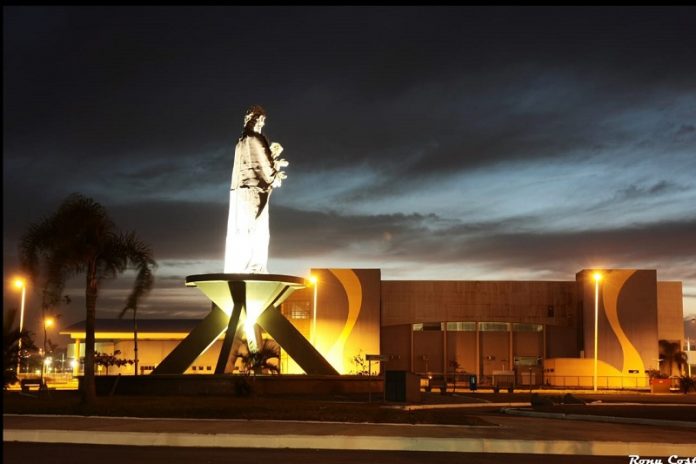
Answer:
152;274;338;376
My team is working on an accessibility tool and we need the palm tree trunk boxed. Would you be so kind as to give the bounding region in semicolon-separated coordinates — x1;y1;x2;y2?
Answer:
83;263;98;404
133;310;139;376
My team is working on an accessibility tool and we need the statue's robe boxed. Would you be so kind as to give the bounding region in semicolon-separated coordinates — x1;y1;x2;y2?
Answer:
224;132;277;273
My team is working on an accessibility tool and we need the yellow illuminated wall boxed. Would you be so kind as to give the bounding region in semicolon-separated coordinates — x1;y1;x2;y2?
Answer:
280;269;381;374
63;332;226;376
577;269;660;376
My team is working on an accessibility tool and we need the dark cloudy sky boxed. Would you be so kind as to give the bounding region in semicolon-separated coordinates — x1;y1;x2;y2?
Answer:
4;6;696;338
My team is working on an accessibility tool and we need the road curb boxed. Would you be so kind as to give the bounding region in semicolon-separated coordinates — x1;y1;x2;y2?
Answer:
4;428;694;456
501;408;696;428
387;402;529;411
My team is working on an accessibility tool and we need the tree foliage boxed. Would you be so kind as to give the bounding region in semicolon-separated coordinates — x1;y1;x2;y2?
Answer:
659;339;688;377
19;193;156;403
237;339;280;375
90;350;134;375
350;351;369;375
679;375;696;394
3;308;36;388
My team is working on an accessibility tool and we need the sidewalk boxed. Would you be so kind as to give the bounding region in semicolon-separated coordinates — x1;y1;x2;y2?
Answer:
5;414;695;456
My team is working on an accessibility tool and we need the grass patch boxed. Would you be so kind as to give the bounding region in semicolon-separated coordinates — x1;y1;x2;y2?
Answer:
3;392;495;426
529;404;696;422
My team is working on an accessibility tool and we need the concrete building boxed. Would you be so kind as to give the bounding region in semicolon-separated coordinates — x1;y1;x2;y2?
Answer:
61;268;685;388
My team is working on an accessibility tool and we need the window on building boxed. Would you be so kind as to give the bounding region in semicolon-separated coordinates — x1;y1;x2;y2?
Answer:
412;322;443;331
512;323;543;332
479;322;510;332
547;305;555;317
283;301;311;320
206;366;212;371
446;322;476;331
514;356;540;366
192;366;197;371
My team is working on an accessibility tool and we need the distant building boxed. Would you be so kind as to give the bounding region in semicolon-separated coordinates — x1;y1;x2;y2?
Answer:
61;268;685;388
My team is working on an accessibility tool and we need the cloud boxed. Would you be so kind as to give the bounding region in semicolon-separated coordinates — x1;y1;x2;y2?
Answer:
612;180;686;202
4;7;696;322
5;7;696;173
7;200;695;324
675;124;695;137
269;205;696;271
107;201;229;260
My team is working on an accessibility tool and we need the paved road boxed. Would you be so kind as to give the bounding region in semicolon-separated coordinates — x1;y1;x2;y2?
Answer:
3;443;632;464
5;413;695;457
5;413;695;443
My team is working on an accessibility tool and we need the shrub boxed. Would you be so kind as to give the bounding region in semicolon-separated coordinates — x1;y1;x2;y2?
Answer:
679;376;695;394
233;377;252;397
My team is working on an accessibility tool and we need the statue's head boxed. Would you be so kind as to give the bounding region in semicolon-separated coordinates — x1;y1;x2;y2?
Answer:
244;105;267;133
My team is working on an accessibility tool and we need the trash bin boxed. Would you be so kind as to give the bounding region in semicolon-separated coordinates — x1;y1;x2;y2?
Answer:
469;375;477;391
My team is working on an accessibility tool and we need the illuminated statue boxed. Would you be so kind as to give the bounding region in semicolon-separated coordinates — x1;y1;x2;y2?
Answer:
154;105;337;377
224;105;288;273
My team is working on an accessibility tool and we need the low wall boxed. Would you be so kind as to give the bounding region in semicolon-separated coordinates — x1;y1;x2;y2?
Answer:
544;358;649;389
83;374;384;396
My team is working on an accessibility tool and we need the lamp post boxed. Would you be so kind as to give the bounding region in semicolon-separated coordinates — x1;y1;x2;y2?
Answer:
687;337;692;378
309;275;318;346
40;316;54;388
13;278;27;375
593;272;602;392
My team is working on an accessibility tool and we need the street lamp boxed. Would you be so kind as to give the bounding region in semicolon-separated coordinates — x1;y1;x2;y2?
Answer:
309;275;318;346
40;316;55;388
13;278;27;375
687;337;692;378
687;317;696;378
593;272;602;392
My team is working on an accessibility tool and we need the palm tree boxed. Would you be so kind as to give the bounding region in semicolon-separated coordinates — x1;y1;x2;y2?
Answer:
19;193;156;403
659;339;689;377
238;339;281;375
117;236;155;376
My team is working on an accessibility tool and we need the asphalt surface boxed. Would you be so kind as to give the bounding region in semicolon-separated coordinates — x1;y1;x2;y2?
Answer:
4;413;694;442
4;413;696;457
5;392;696;459
3;443;634;464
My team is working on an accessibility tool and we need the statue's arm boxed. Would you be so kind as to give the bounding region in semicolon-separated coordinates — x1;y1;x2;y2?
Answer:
249;135;278;186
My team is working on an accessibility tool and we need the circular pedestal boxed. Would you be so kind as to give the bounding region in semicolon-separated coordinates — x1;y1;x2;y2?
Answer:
185;273;306;316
